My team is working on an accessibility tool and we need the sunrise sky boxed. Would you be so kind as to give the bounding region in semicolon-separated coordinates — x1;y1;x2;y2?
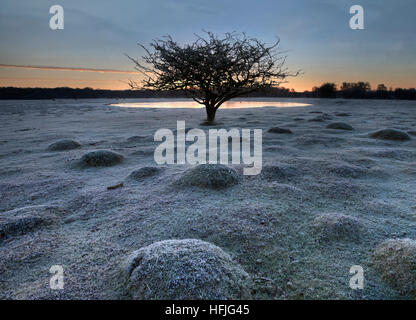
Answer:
0;0;415;91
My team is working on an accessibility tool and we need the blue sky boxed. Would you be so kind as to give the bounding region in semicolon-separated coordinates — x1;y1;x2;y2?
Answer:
0;0;414;90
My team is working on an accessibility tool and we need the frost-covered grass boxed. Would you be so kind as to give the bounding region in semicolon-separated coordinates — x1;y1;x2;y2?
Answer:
0;98;415;299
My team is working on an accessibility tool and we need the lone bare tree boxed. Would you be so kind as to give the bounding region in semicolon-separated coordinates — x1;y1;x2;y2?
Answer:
127;32;298;124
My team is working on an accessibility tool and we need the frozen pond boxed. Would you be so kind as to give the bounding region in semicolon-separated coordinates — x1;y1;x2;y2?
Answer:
110;98;312;109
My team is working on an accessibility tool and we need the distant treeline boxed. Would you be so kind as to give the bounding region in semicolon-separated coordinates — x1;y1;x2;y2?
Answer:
0;83;415;100
0;86;299;100
0;87;187;100
311;82;416;100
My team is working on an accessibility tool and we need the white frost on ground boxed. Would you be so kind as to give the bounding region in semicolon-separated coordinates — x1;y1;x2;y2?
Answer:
0;98;415;299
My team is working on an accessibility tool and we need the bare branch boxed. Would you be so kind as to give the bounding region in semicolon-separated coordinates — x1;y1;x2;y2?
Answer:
127;31;299;122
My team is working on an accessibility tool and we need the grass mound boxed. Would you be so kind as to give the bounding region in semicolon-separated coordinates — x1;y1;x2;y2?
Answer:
0;205;68;240
326;122;353;130
47;139;81;151
311;213;365;242
128;166;163;180
178;164;238;189
372;238;416;297
126;135;150;144
370;129;411;141
81;150;124;167
308;114;332;122
268;127;293;134
308;117;324;122
122;239;251;299
261;163;298;181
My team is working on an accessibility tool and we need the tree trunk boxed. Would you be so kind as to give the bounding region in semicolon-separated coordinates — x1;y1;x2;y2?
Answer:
205;105;217;124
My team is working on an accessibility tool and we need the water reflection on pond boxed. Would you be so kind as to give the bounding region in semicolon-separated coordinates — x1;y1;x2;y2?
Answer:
111;99;312;109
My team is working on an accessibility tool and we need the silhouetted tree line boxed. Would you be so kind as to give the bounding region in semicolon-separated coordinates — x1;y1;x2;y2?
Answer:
311;82;416;100
0;86;298;100
0;83;414;100
0;87;186;100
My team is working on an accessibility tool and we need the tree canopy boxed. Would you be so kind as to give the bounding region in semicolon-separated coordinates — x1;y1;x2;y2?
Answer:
127;32;299;123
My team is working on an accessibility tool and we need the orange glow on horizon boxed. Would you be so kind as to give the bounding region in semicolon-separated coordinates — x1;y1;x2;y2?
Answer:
0;64;414;92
